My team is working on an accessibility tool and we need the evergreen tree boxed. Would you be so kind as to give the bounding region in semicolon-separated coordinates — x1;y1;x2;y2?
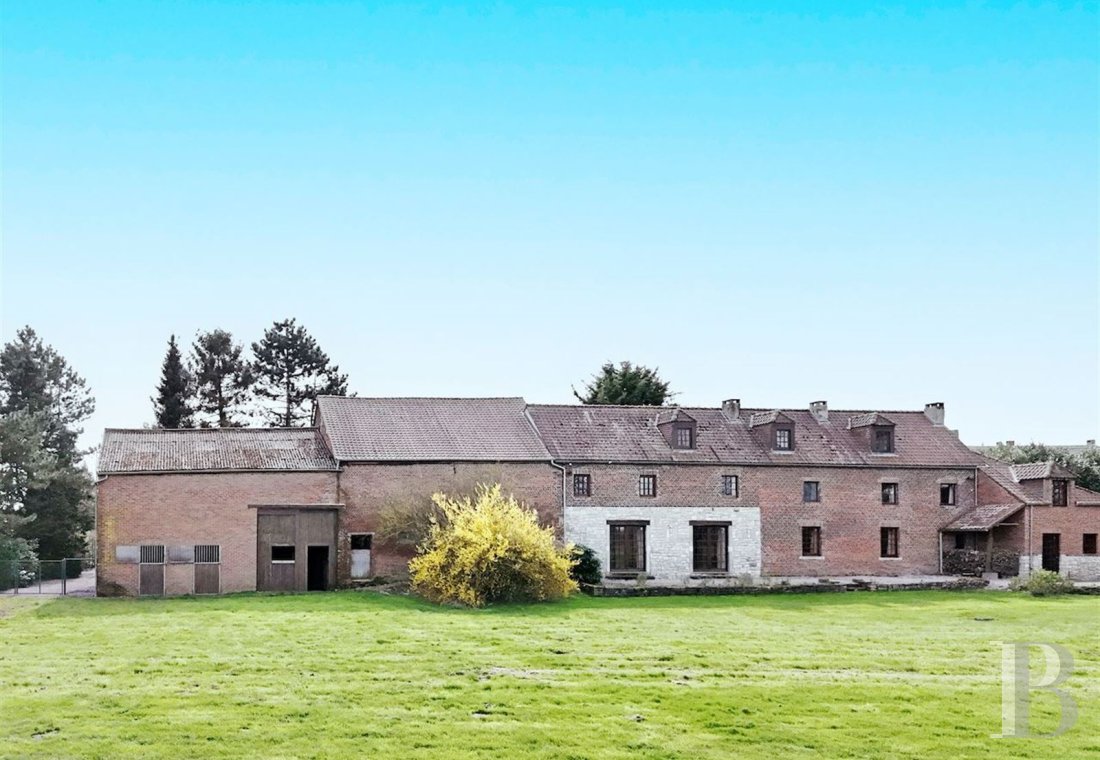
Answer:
251;318;349;426
189;329;253;427
0;326;95;463
151;335;193;428
573;361;672;406
0;329;95;563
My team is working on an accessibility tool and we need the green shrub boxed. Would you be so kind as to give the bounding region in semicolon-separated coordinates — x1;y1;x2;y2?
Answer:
942;549;984;576
990;549;1019;577
569;544;602;586
1009;569;1074;596
409;484;577;607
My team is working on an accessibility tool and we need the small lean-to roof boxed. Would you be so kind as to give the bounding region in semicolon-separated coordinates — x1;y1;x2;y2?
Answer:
315;396;550;462
943;504;1024;532
526;405;984;466
1074;485;1100;506
98;428;338;474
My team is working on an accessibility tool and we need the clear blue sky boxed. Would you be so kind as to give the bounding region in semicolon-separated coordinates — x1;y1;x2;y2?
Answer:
2;1;1097;457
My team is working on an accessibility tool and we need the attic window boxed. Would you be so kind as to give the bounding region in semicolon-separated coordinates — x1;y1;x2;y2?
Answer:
1052;479;1068;507
674;426;694;449
872;428;894;453
775;428;793;451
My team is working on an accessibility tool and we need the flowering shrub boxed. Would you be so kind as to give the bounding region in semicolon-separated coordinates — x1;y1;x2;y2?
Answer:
409;484;577;607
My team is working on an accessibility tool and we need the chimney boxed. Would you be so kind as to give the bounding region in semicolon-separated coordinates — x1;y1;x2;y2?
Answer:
809;400;828;422
924;402;945;426
722;399;741;420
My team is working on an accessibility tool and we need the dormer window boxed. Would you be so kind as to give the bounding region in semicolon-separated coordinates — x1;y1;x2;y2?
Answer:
674;426;694;449
775;428;793;451
873;427;894;453
656;408;697;450
1053;479;1068;507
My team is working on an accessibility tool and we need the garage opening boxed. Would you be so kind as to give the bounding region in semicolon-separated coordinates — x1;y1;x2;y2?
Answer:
307;546;329;591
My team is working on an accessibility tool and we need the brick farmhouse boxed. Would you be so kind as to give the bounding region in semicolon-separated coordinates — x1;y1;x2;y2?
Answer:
95;397;1100;595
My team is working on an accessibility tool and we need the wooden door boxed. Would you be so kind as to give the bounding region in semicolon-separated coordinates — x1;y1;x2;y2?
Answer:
1041;533;1060;572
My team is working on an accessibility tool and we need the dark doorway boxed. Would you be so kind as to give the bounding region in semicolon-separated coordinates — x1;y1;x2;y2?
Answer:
1041;533;1060;572
307;546;329;591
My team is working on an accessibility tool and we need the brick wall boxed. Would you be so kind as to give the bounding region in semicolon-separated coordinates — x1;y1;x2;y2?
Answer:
337;462;563;580
976;471;1100;576
96;471;338;596
562;462;977;577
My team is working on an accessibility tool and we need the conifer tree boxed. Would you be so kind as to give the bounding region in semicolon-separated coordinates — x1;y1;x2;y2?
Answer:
151;335;193;428
190;329;252;427
251;318;349;427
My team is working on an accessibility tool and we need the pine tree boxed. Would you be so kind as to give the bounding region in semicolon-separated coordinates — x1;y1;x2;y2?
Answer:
251;318;349;427
573;361;672;406
0;330;95;563
151;335;193;428
0;326;95;463
189;329;253;427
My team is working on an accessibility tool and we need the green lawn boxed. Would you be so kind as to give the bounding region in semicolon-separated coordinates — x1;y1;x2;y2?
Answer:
0;591;1097;759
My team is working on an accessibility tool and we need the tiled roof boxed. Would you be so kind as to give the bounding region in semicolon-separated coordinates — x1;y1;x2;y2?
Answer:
1075;486;1100;506
943;504;1024;532
655;408;694;426
847;412;894;429
98;428;338;474
1010;461;1075;481
315;396;550;462
978;459;1046;504
526;405;985;467
748;410;786;428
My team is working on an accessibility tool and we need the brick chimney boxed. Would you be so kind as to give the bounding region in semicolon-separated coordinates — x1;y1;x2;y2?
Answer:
721;399;741;420
809;400;828;422
924;402;945;426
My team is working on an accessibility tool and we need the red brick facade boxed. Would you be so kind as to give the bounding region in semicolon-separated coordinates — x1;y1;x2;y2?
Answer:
336;462;562;578
562;462;978;576
94;400;1100;594
96;471;337;596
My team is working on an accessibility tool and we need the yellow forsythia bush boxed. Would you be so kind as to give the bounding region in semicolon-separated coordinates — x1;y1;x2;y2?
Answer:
409;484;577;607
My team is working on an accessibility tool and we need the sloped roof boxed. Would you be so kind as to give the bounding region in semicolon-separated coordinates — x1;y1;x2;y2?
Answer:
526;405;984;466
315;396;550;462
1010;461;1075;481
847;412;894;429
978;459;1046;504
1074;485;1100;506
943;504;1024;532
655;408;695;426
99;428;338;474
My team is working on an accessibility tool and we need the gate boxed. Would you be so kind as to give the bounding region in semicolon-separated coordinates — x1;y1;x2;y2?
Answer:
0;558;96;595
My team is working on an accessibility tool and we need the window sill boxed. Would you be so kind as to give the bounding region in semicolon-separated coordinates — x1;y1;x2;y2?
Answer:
799;555;824;560
869;452;897;457
880;557;902;561
690;572;729;578
271;560;295;565
605;573;654;580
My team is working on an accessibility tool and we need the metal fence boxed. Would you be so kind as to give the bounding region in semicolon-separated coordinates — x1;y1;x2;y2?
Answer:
0;558;96;595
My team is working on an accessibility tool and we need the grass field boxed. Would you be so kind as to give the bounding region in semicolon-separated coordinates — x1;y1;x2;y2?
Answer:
0;591;1097;759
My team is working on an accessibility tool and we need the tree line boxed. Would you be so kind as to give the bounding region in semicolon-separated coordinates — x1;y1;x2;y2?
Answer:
152;319;348;428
